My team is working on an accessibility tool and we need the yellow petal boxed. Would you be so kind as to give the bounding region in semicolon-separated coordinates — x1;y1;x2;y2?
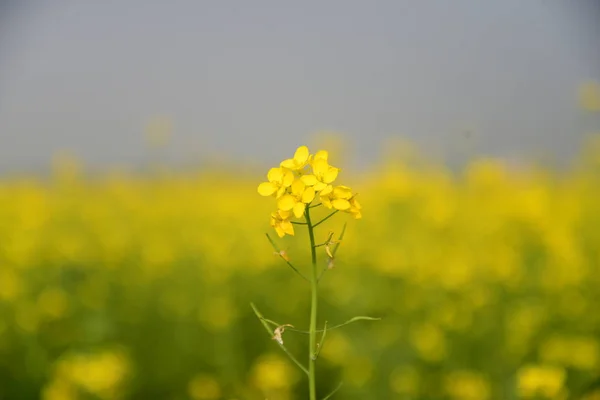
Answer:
276;187;286;198
314;150;328;161
280;159;295;169
292;203;306;218
332;199;351;210
301;174;318;186
323;167;339;184
293;146;310;163
312;159;329;176
302;187;315;203
333;186;353;199
274;225;285;237
320;185;333;197
267;167;283;183
291;179;305;196
277;194;296;211
313;182;327;192
282;169;295;186
281;220;295;236
321;196;333;208
278;209;292;219
258;182;278;196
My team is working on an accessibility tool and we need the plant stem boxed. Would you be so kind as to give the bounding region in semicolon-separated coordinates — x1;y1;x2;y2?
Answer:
305;206;318;400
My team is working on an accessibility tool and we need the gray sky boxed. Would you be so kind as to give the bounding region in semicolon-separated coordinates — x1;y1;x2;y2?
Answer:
1;0;599;172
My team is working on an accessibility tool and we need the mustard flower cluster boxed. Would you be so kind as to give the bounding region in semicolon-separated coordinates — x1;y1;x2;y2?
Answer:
257;146;361;237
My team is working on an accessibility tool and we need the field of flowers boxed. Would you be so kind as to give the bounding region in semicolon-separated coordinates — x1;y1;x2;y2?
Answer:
0;136;599;400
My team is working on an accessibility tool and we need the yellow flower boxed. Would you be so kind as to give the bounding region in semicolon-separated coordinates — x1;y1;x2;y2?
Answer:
301;155;340;192
280;146;310;171
277;179;315;218
349;196;362;219
320;185;361;218
320;185;353;210
257;167;294;198
310;150;329;165
270;210;294;237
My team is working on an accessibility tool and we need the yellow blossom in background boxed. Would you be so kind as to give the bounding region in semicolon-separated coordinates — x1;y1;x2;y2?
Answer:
250;353;300;392
188;374;222;400
389;366;419;396
0;137;599;399
444;370;491;400
43;349;131;400
517;364;566;399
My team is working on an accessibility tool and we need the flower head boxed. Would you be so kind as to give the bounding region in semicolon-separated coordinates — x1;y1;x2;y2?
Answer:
259;145;361;237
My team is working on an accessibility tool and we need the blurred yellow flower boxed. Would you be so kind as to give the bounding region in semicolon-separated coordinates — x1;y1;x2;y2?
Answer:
250;353;300;391
44;349;130;400
444;370;490;400
188;374;222;400
517;364;565;399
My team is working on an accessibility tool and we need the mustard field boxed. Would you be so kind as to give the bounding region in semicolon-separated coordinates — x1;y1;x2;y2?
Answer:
1;138;599;400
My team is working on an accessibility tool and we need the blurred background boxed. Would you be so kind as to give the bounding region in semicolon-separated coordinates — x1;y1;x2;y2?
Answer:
1;1;600;399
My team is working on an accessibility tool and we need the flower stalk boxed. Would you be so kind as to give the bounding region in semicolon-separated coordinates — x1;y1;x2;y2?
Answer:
305;206;319;400
253;145;375;399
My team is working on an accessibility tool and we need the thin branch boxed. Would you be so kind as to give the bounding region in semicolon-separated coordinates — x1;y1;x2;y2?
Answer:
322;382;343;400
308;202;322;208
265;233;309;282
330;223;346;258
291;221;307;225
318;223;346;282
260;315;381;335
250;303;309;376
313;210;339;228
312;321;327;361
313;232;335;248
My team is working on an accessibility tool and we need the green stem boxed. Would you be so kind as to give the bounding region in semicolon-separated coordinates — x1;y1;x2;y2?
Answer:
305;206;319;400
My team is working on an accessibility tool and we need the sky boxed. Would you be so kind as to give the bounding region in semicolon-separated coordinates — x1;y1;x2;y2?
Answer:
1;0;599;172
